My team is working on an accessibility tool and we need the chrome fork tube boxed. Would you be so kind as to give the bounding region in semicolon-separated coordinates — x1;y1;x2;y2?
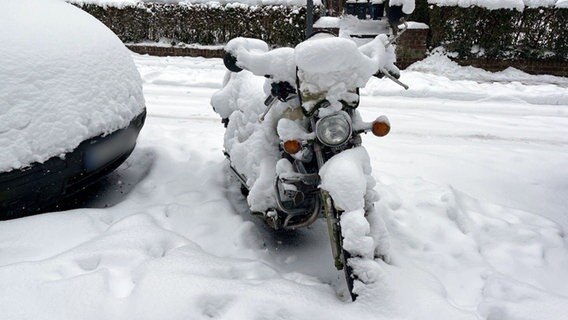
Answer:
311;118;325;169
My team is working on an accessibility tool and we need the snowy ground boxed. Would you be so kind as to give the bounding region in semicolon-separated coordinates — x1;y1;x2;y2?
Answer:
1;53;567;319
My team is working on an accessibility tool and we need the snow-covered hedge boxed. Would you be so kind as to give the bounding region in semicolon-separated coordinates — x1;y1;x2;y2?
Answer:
68;0;318;8
427;5;568;60
428;0;567;11
74;2;315;46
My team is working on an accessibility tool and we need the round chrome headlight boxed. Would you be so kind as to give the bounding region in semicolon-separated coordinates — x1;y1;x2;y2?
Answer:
316;113;352;146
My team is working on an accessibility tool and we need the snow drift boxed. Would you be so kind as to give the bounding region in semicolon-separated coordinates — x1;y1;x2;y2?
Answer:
0;52;567;320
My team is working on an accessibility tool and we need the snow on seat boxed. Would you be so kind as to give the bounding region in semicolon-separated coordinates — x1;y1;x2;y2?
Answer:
0;0;145;173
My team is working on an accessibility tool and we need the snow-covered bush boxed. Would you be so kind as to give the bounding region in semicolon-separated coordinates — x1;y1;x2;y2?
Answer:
68;0;319;7
428;0;567;11
406;0;568;62
428;6;568;60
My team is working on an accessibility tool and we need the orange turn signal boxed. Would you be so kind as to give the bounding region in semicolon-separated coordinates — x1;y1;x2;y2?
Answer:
372;120;390;137
283;140;302;154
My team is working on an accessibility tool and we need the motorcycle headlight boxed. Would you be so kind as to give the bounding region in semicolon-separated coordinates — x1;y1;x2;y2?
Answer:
316;113;352;146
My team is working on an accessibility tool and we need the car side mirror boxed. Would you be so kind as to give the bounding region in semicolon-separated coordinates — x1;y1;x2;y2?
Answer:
223;52;242;73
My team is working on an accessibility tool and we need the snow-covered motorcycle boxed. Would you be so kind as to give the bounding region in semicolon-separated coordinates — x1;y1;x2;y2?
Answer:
211;8;410;301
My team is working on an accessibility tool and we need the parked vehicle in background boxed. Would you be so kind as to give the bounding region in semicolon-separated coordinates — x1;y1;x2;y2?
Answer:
0;0;146;219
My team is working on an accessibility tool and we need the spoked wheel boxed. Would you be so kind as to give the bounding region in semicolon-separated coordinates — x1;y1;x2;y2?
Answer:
336;221;358;301
324;194;359;301
325;192;379;302
240;184;249;197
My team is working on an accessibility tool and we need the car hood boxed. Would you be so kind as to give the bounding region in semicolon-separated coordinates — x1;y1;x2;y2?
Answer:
0;0;145;172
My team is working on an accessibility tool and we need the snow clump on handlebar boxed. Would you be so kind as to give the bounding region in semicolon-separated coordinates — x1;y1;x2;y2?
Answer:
295;34;395;89
295;34;397;115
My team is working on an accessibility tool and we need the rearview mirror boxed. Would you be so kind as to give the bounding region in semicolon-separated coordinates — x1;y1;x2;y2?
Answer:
386;5;407;27
223;52;242;73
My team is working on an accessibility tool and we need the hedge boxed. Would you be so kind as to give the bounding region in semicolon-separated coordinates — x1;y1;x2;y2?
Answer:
428;6;568;61
76;3;316;47
76;1;567;63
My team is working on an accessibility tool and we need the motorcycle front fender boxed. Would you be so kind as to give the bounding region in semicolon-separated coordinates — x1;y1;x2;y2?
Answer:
319;147;372;213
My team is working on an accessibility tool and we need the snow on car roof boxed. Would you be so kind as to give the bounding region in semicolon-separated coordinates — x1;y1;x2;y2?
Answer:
0;0;145;173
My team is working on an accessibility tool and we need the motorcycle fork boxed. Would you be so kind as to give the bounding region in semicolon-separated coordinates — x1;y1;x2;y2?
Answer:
321;190;344;270
314;140;344;270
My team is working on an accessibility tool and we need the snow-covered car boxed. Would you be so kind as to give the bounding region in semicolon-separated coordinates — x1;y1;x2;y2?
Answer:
0;0;146;219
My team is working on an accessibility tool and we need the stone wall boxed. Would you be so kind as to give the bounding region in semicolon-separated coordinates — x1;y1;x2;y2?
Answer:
127;45;225;58
127;26;431;71
396;28;429;69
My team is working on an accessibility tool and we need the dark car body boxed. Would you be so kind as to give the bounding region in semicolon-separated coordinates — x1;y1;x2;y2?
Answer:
0;110;146;219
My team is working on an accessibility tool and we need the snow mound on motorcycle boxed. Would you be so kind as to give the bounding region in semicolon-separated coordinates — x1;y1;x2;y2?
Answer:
295;36;383;76
212;70;283;212
225;37;297;85
295;34;397;115
320;147;370;212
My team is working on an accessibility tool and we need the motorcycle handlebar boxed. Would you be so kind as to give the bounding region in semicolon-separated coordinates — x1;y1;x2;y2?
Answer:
224;35;409;89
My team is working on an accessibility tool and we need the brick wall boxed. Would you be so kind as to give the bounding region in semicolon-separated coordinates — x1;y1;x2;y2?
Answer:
127;27;430;69
127;45;224;58
396;28;429;69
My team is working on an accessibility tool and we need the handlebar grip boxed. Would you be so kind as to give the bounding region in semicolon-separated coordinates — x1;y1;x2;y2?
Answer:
374;68;400;80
